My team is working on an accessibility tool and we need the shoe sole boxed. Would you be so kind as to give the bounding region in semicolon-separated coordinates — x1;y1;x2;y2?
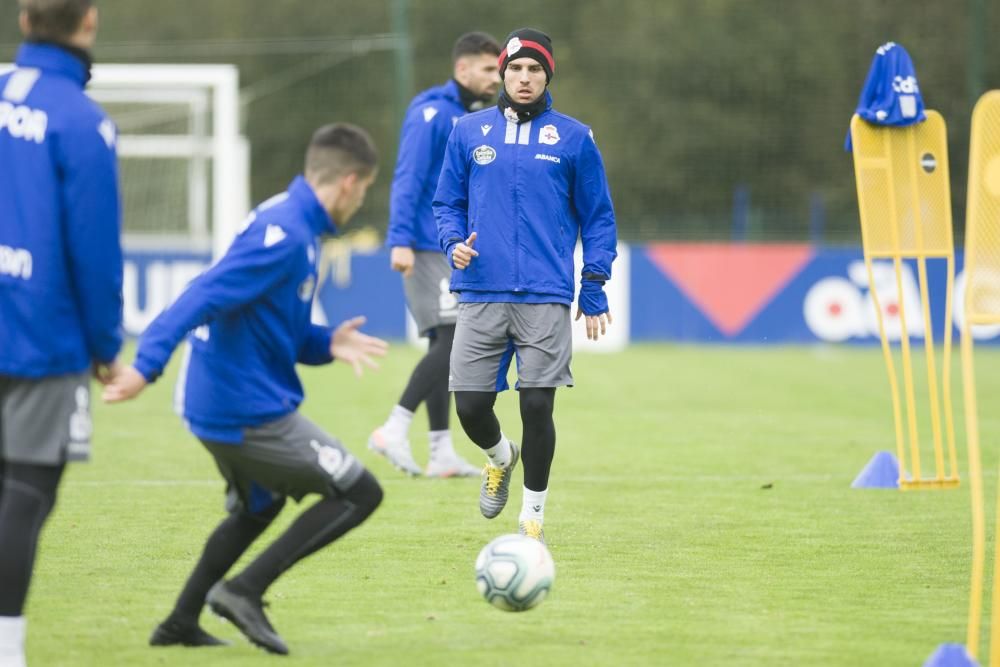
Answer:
208;599;288;656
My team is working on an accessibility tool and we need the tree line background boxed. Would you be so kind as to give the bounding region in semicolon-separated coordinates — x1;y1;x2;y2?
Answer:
2;0;997;243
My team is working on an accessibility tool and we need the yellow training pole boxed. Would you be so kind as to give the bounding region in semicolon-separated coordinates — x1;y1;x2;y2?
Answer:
961;325;985;658
942;256;958;481
864;258;908;482
850;111;958;490
891;253;922;481
961;89;1000;662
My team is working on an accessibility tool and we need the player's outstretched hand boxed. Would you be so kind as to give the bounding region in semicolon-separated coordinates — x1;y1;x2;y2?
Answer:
452;232;479;270
575;309;613;341
331;316;390;378
102;365;149;403
390;246;416;277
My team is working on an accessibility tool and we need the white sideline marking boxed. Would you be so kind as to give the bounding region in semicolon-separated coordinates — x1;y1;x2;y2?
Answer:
68;468;995;487
68;473;845;487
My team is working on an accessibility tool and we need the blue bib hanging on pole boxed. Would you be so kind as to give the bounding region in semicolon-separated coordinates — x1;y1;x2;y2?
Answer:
845;41;926;151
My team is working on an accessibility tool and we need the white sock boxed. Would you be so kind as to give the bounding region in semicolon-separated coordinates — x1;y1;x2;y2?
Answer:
428;430;455;459
0;616;26;663
520;487;548;523
381;405;414;443
485;434;512;469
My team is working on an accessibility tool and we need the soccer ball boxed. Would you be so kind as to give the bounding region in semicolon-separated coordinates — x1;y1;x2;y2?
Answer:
475;534;555;612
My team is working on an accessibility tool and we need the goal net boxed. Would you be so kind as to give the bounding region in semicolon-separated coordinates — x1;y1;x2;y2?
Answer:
87;64;249;258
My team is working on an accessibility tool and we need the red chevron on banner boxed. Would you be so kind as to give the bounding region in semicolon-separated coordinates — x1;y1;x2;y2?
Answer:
646;243;815;336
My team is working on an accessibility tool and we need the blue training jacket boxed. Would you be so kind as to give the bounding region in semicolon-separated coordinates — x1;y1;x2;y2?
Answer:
844;41;926;152
133;177;336;444
387;80;467;251
434;93;617;305
0;43;123;378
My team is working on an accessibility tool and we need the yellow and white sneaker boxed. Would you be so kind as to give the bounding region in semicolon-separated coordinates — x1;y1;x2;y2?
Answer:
479;442;519;518
518;518;546;544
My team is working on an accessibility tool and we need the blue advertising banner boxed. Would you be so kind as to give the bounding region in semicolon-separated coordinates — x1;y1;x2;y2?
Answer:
123;244;1000;344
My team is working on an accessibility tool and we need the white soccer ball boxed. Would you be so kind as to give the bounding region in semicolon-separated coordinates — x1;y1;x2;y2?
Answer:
475;534;555;612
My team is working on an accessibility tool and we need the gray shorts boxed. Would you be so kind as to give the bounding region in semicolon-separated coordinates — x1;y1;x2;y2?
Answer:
404;251;458;335
449;302;573;392
200;412;366;515
0;372;92;465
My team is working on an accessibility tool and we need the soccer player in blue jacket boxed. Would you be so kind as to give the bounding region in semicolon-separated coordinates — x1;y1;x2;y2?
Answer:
434;28;617;543
369;32;500;478
103;124;388;656
0;2;123;664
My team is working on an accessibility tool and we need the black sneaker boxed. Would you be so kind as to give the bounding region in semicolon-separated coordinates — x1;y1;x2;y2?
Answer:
149;617;229;647
207;581;288;655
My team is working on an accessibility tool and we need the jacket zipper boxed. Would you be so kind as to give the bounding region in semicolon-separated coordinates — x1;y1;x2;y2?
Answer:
512;127;521;292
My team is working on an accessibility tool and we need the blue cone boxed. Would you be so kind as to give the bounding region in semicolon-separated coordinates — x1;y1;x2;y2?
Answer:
851;450;900;488
923;643;979;667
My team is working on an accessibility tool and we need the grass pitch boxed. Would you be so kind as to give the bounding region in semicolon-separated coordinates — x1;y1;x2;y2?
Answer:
25;344;1000;666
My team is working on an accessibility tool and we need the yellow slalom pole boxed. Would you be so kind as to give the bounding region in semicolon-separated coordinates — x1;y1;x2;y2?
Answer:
864;258;908;483
963;89;1000;662
915;254;946;480
892;254;922;481
962;325;985;658
905;129;947;482
942;256;959;480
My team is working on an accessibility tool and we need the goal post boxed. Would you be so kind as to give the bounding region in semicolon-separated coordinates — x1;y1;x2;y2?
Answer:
2;61;250;334
87;63;248;259
1;61;249;258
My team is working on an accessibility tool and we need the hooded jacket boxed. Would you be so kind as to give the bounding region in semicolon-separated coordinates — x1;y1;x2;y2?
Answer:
0;42;123;378
387;80;468;252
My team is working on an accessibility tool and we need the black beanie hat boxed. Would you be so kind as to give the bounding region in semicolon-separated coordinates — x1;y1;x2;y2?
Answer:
498;28;554;83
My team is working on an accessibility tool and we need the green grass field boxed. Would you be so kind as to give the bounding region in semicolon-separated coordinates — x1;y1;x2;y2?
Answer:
24;343;1000;666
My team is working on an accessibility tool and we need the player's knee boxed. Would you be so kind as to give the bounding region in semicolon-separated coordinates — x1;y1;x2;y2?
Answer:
1;482;55;532
426;343;451;381
3;463;61;521
519;388;555;423
345;469;383;516
455;391;494;424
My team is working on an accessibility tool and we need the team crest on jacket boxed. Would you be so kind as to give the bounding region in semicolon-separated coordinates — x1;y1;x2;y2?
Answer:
539;124;560;145
473;145;496;165
298;275;316;302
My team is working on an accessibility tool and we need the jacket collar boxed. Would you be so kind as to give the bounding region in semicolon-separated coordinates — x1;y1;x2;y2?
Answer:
288;176;337;236
15;42;90;87
442;79;462;104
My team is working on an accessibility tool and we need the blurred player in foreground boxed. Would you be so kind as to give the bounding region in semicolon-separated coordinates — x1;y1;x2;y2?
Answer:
370;31;501;478
0;2;123;665
104;124;387;656
434;28;618;543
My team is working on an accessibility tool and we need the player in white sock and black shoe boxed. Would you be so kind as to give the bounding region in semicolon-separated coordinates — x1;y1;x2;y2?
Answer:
0;2;127;664
434;28;618;543
369;32;502;478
